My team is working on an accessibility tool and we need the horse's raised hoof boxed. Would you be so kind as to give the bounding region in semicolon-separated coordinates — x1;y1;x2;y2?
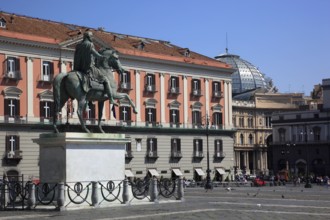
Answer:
133;109;138;114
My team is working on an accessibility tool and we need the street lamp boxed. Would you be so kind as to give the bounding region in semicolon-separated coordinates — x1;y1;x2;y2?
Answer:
204;113;213;190
301;127;313;188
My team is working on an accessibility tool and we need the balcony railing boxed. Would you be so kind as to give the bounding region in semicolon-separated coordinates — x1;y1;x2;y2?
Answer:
117;120;132;126
3;71;22;81
125;151;134;159
38;74;54;83
171;151;182;158
191;89;202;96
146;151;158;158
120;82;131;90
144;84;156;92
212;91;223;98
214;152;226;158
6;150;22;159
170;122;181;128
169;87;180;94
193;151;204;158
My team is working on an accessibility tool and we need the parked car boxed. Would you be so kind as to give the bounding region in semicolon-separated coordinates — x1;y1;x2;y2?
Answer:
252;178;266;187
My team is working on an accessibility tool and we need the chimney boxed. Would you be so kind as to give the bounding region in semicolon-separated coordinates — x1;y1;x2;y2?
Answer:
322;78;330;110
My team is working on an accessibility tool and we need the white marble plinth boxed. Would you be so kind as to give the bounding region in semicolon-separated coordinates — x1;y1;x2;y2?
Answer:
33;132;129;183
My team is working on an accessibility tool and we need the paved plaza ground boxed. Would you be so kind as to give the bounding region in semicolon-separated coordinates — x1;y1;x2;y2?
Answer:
1;184;330;220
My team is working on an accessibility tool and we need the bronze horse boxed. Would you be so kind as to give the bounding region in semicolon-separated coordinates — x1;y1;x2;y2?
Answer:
53;48;138;133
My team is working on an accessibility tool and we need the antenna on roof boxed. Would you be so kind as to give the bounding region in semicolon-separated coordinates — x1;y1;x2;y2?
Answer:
225;32;229;54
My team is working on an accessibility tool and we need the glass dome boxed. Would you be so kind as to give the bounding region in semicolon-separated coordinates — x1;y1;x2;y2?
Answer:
215;52;269;94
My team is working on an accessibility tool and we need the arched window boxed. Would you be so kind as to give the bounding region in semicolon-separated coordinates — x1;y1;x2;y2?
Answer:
240;134;244;145
248;134;253;145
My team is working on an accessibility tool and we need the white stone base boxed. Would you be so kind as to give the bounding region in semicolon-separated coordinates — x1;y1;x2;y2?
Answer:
33;132;129;183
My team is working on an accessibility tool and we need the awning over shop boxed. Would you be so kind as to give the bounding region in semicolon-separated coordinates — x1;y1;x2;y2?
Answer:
125;169;134;177
216;168;226;175
172;169;183;176
148;169;160;177
195;168;205;176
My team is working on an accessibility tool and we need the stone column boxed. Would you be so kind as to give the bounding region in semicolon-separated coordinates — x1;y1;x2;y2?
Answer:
224;81;229;129
135;70;141;123
160;73;165;125
27;182;36;210
228;82;233;128
91;181;99;208
149;177;158;203
26;57;34;120
183;76;188;128
122;178;130;204
205;78;210;113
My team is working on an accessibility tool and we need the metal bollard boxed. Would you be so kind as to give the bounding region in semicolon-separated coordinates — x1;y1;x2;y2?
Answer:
149;177;158;203
56;182;66;211
122;178;130;204
177;177;184;201
91;181;99;208
27;182;36;210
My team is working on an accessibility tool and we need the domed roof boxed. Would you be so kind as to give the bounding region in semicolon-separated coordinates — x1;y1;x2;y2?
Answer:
215;52;270;95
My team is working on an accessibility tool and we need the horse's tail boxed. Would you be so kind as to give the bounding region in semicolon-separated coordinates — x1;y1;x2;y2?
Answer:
53;72;68;127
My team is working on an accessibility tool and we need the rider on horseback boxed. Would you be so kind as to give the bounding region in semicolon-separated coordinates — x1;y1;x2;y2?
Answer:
73;31;116;105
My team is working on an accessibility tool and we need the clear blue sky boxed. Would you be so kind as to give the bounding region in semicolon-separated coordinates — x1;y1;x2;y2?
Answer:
1;0;329;95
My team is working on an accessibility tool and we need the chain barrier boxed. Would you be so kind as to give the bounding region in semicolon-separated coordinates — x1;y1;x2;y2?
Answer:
66;182;92;205
130;179;150;200
35;183;57;206
158;178;177;199
99;180;122;203
0;176;183;210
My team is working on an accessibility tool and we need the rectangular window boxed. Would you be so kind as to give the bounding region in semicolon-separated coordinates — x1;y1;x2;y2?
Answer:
119;106;132;122
42;61;54;81
5;57;20;78
169;76;179;93
171;138;181;157
192;111;201;126
145;108;156;124
214;139;223;154
278;128;286;141
4;99;20;117
145;74;155;92
193;139;203;157
212;82;222;97
169;109;180;124
120;71;131;89
147;138;158;157
40;101;54;118
212;112;222;128
191;79;201;96
6;135;20;158
0;19;6;28
125;142;132;158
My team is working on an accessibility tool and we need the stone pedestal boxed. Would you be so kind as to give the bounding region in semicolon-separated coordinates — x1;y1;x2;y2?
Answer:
34;133;129;183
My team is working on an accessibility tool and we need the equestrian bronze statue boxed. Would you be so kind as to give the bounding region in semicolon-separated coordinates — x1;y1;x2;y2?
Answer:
53;46;138;133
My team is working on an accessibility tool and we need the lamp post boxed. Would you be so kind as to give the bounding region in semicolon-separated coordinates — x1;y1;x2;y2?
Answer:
204;113;213;190
301;127;312;188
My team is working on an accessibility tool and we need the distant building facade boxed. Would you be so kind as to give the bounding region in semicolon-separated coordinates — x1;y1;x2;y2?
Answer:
215;52;303;176
0;12;235;182
271;79;330;178
231;90;302;176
